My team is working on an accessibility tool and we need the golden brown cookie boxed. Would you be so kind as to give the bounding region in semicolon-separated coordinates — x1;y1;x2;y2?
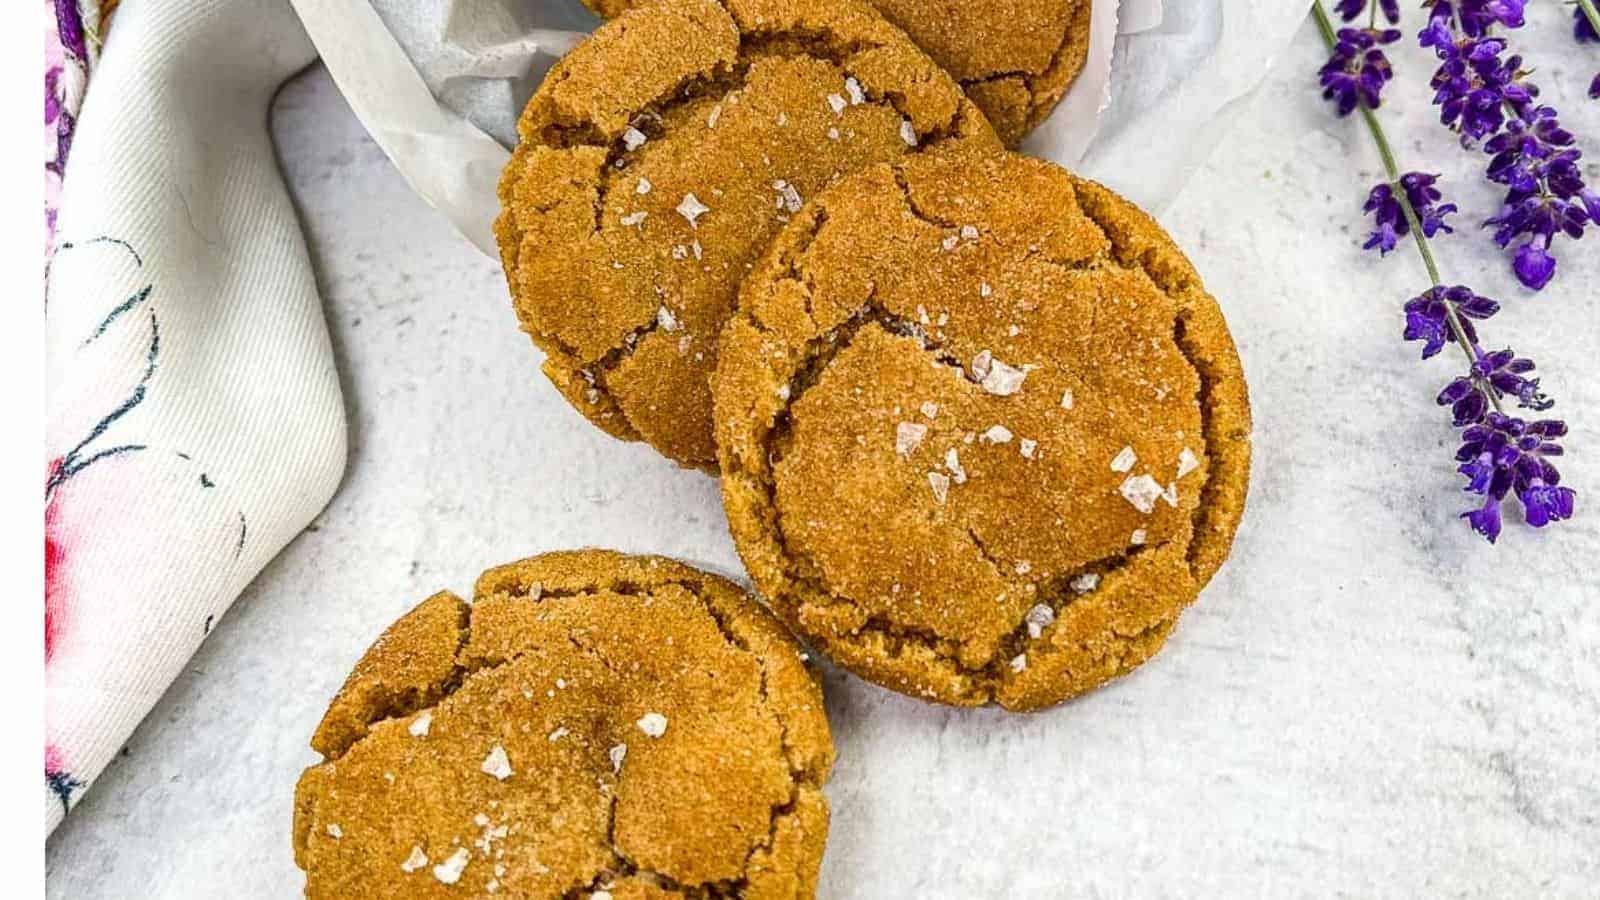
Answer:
495;0;999;470
293;551;835;897
714;152;1252;711
581;0;1092;147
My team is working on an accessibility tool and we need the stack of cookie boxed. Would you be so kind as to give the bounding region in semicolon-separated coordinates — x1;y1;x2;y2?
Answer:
293;0;1251;895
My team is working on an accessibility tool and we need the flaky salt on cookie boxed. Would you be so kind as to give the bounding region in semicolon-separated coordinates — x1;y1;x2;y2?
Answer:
583;0;1093;147
714;152;1252;711
494;0;999;470
293;550;834;897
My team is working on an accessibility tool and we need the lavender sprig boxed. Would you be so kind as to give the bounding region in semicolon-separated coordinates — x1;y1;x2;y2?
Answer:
1313;0;1577;542
1420;1;1597;290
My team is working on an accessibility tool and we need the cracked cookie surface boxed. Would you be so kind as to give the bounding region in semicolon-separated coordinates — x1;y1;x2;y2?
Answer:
495;0;999;470
581;0;1091;147
293;550;834;897
714;152;1252;711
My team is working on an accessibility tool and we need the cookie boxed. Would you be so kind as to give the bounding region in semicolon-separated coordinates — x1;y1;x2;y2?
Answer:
581;0;1093;147
293;550;835;897
714;152;1251;711
495;0;999;469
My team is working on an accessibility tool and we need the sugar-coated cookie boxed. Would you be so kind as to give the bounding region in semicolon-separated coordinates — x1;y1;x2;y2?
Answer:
293;550;834;897
582;0;1093;146
714;152;1252;710
495;0;998;469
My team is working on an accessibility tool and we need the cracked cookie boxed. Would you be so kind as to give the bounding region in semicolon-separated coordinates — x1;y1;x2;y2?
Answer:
580;0;1092;147
494;0;999;470
292;550;835;897
714;152;1252;711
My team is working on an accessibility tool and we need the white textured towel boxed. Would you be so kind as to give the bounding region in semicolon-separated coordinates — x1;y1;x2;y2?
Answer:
44;0;344;832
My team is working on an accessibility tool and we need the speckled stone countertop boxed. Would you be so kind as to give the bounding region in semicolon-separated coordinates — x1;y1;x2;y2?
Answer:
46;9;1600;898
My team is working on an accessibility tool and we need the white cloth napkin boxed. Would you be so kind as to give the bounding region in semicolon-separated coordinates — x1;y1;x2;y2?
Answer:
44;0;345;833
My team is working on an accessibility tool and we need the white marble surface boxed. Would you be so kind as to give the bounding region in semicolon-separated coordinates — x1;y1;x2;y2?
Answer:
46;10;1600;898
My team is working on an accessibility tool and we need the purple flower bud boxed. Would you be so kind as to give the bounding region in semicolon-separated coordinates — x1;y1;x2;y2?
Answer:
1360;173;1458;255
1512;240;1556;290
1402;285;1495;359
1462;495;1503;542
1521;481;1576;528
1320;28;1400;116
1576;8;1599;43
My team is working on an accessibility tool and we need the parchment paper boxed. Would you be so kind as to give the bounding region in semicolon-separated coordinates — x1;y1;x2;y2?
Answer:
289;0;1302;256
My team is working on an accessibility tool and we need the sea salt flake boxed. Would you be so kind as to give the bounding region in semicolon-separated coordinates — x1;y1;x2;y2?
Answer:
593;893;614;900
707;104;722;128
773;180;803;213
656;306;678;331
1060;389;1074;410
409;711;432;737
1177;447;1200;478
621;127;647;151
401;846;429;873
1014;560;1031;575
826;93;848;114
960;225;979;241
433;848;471;885
981;359;1027;396
970;350;993;379
676;193;710;227
1161;482;1180;507
944;448;966;484
900;119;918;146
609;743;629;772
326;824;343;839
548;727;570;742
777;112;789;126
1131;528;1147;545
920;401;939;419
1010;654;1027;673
927;471;951;504
691;239;703;260
1025;603;1055;638
827;127;841;140
481;745;513;781
896;422;928;456
1019;438;1038;459
844;77;866;105
941;235;960;251
1070;573;1101;594
620;211;647;227
980;282;992;298
1119;474;1163;513
981;425;1013;444
1110;446;1137;473
637;712;668;737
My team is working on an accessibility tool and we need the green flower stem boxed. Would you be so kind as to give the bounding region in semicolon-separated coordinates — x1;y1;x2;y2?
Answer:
1311;0;1502;412
1578;0;1600;43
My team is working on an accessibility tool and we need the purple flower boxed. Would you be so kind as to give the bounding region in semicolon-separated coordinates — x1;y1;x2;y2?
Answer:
1336;0;1400;24
1402;285;1498;359
1421;27;1535;142
1320;27;1401;116
1454;413;1573;541
1478;106;1593;290
1590;73;1600;100
1437;377;1490;427
1472;347;1551;410
1576;8;1599;43
1429;0;1526;37
1362;172;1458;253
